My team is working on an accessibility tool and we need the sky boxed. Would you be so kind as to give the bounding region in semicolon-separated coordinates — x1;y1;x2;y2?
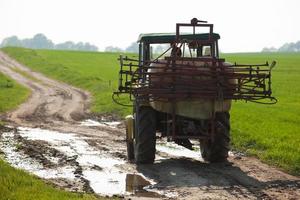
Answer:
0;0;299;53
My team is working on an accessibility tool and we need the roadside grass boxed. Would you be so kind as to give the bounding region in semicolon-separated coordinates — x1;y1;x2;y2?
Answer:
0;71;30;113
0;159;101;200
11;67;41;83
2;47;300;175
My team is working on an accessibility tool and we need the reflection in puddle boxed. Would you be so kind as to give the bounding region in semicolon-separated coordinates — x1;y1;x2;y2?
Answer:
126;174;162;197
84;171;160;197
126;173;150;192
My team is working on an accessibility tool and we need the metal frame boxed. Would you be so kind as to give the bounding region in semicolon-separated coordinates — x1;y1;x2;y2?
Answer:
113;18;277;141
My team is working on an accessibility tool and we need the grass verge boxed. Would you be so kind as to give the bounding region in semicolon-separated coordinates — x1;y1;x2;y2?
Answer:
0;71;30;113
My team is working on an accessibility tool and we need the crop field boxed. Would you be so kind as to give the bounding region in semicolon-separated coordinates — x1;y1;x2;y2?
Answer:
2;47;300;175
225;52;300;175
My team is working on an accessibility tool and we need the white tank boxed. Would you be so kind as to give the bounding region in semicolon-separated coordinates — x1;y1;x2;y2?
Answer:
148;59;234;120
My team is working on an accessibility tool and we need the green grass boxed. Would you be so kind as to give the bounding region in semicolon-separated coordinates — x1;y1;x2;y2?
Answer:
0;71;30;113
11;67;41;83
2;47;300;175
0;159;100;200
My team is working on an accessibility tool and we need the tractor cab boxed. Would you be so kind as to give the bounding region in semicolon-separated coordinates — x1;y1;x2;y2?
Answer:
137;19;220;63
138;33;221;61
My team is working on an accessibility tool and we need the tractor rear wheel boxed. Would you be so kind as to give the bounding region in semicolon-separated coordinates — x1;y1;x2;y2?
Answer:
200;112;230;162
134;106;157;164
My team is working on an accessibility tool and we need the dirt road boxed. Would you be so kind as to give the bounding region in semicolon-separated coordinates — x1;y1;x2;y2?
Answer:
0;50;299;199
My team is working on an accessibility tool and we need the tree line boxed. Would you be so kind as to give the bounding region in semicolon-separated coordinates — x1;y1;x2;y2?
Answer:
262;41;300;52
0;34;98;51
104;42;139;53
1;34;171;53
104;42;169;54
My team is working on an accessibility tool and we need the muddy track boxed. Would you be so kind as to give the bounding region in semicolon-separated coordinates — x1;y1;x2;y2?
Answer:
0;51;89;125
0;50;299;199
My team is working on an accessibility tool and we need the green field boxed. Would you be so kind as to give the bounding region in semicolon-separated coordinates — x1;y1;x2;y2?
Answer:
2;47;300;176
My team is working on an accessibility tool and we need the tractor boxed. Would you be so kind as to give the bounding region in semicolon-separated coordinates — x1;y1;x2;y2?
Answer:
113;18;276;164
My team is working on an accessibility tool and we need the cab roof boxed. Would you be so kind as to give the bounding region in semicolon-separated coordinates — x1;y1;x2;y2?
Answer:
137;33;220;44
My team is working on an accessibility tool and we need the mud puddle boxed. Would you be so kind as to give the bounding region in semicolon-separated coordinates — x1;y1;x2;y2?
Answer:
156;141;203;161
80;119;121;129
0;131;76;180
156;141;244;162
0;126;160;197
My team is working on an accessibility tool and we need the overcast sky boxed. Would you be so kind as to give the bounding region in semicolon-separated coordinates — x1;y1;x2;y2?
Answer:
0;0;299;52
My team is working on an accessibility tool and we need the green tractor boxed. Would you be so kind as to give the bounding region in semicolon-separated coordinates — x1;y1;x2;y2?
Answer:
113;18;276;164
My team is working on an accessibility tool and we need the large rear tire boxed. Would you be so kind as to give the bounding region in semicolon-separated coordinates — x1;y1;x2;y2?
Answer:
134;106;157;164
200;112;230;162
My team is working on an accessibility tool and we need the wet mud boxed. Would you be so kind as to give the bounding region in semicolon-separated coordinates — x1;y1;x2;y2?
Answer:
0;126;164;197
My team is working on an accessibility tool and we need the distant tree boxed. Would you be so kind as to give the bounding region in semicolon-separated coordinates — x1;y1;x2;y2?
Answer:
0;36;22;47
54;41;98;51
296;41;300;50
31;33;54;49
154;44;169;54
76;42;85;50
81;42;98;51
55;41;76;50
278;43;294;52
0;34;99;52
1;33;54;49
262;47;277;52
125;42;138;53
104;46;123;52
262;41;300;52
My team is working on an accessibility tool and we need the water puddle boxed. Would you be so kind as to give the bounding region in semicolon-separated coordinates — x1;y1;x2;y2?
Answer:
0;126;159;197
125;174;162;197
80;119;121;129
84;171;160;197
157;141;237;161
0;131;76;180
156;142;203;161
